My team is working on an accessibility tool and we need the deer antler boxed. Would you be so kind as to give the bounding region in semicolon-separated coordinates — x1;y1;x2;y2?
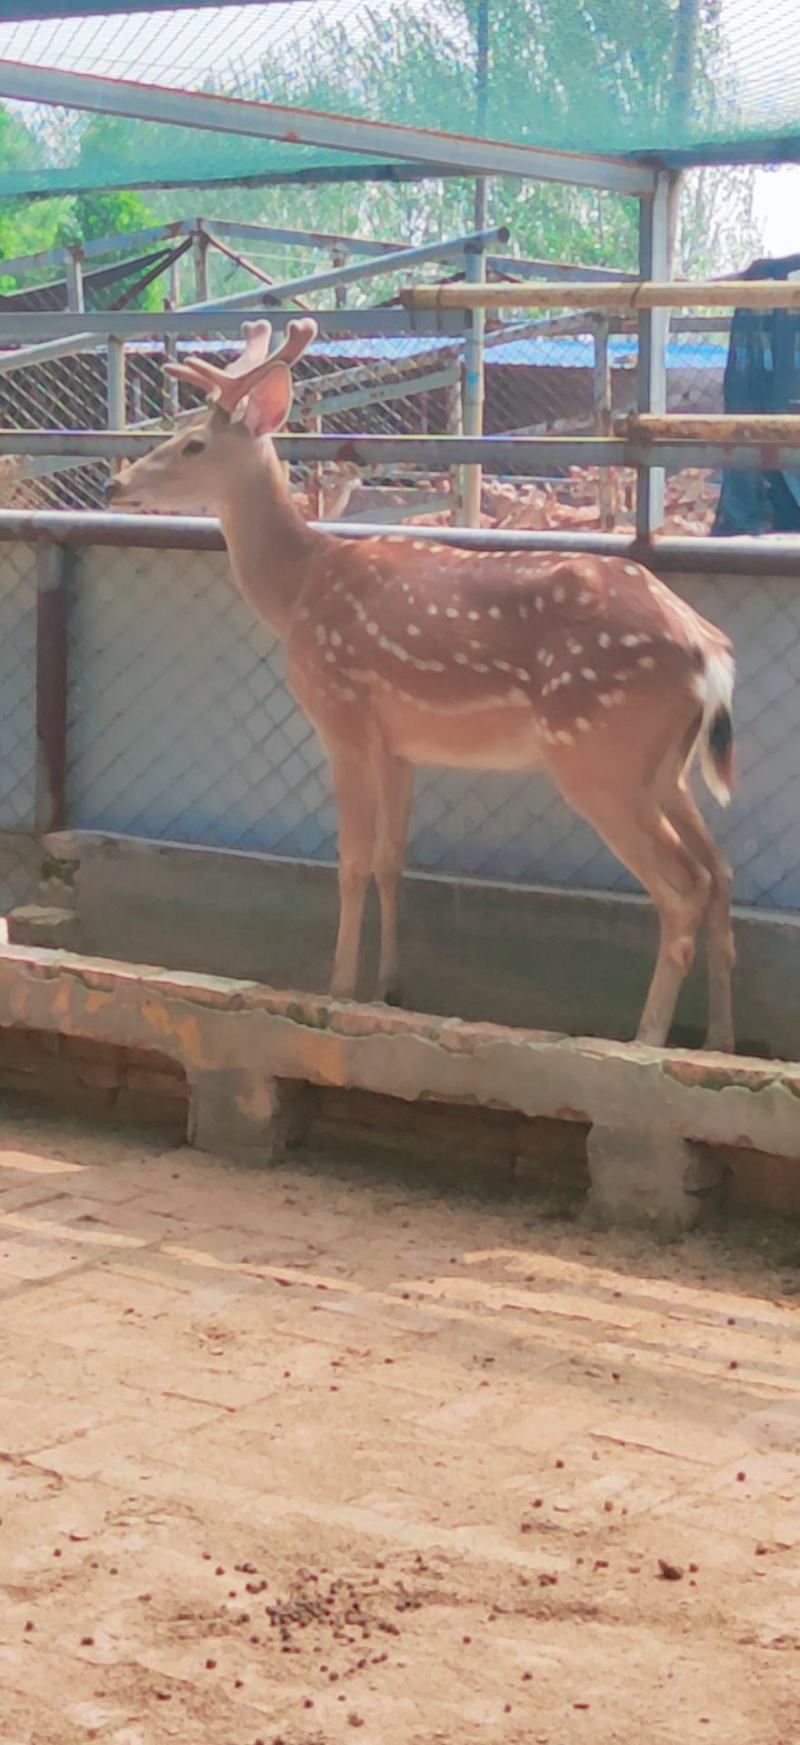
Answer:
267;316;318;370
225;319;273;376
165;317;318;414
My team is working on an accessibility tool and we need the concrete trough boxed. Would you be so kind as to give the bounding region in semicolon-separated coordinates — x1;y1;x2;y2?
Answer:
14;830;800;1061
0;941;799;1234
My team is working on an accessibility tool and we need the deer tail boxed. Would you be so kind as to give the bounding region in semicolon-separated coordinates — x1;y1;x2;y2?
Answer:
697;646;735;806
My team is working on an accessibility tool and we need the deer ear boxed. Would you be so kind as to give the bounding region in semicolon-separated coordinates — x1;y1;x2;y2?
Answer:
241;362;293;437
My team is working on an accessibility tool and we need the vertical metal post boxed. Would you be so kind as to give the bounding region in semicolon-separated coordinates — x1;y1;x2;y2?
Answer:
445;376;463;524
635;172;670;542
332;246;348;308
458;243;486;528
65;246;84;313
107;336;126;429
192;224;210;303
459;3;490;527
169;251;182;309
592;316;614;531
163;298;180;424
35;543;69;834
666;175;681;275
308;399;324;518
107;334;126;491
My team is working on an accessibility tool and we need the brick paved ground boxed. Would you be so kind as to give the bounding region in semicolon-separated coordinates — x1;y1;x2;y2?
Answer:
1;1109;799;1745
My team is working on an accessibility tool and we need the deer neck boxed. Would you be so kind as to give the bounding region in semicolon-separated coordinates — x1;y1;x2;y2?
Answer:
217;440;326;639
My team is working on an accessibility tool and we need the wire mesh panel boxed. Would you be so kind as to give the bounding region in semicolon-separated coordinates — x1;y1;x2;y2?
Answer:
66;541;800;912
0;317;734;534
679;571;800;910
1;325;467;520
66;545;338;857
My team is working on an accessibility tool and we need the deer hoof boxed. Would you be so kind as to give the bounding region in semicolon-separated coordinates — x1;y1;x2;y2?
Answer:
703;1027;735;1055
378;983;404;1008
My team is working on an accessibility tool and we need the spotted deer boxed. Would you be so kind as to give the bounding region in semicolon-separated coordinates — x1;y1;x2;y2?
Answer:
107;318;736;1051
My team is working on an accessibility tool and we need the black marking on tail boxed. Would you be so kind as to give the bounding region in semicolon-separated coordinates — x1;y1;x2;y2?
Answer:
709;706;733;766
709;704;734;790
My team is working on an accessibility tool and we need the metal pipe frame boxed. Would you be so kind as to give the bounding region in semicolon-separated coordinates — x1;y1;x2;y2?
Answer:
405;279;800;311
485;255;638;284
457;244;486;527
3;510;800;579
636;172;671;539
0;221;642;291
201;219;402;260
64;248;85;315
0;221;194;282
0;309;469;342
35;542;69;834
0;304;724;351
0;62;656;197
187;226;510;313
106;338;127;435
0;332;108;375
305;365;460;418
3;431;800;474
294;348;460;399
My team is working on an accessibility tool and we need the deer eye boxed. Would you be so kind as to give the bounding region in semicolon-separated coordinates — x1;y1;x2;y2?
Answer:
183;438;206;457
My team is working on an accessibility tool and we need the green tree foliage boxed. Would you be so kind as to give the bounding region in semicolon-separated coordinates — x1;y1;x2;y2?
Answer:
0;109;159;305
0;107;73;281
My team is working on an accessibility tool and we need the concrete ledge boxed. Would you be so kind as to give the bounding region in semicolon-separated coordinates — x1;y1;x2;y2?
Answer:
0;943;798;1233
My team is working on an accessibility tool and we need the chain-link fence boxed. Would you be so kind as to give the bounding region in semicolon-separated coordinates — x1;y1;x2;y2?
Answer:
1;526;798;919
57;538;800;911
0;310;730;536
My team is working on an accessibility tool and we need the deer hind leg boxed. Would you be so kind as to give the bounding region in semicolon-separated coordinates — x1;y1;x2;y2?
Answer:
634;818;711;1048
329;747;378;1001
373;754;414;1005
611;806;711;1048
553;767;711;1048
663;781;735;1053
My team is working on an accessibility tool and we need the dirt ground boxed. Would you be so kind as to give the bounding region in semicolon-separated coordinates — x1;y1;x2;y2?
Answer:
1;1111;800;1745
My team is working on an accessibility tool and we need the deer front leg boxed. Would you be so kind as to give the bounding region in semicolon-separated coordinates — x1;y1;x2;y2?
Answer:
329;748;377;1001
373;754;414;1005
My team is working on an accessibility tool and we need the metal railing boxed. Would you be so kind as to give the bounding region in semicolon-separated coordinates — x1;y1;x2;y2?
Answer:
3;242;800;535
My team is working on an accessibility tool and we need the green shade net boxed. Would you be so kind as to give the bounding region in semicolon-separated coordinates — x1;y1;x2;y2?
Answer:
0;0;797;200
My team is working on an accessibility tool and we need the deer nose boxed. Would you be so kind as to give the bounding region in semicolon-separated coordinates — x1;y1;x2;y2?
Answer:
104;474;122;503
